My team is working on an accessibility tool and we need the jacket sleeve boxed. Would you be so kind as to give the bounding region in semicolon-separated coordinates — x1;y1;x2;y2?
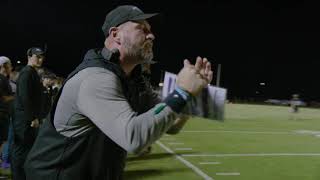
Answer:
77;71;182;154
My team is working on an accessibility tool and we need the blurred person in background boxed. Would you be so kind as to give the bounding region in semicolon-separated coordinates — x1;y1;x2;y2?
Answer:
289;94;301;120
0;64;23;175
40;71;57;120
0;56;14;177
12;47;45;180
9;65;23;94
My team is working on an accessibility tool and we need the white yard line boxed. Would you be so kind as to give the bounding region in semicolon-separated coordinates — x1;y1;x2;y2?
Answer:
182;130;294;135
182;153;320;157
199;162;221;165
294;130;320;135
168;142;185;145
174;148;193;151
216;172;240;176
157;141;214;180
295;130;320;138
161;138;176;141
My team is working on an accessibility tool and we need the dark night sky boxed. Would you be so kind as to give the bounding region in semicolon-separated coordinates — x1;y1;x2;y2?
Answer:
1;0;320;101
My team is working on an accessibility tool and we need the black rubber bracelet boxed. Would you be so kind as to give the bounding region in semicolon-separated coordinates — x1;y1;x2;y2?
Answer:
164;90;187;113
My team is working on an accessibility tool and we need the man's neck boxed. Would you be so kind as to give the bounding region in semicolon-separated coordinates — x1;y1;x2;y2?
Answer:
119;61;136;76
119;55;139;76
104;44;138;76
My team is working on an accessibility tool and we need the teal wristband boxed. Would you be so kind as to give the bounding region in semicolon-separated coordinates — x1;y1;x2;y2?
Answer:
175;86;191;101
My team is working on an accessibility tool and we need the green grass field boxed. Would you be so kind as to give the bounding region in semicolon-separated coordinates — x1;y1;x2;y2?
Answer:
124;104;320;180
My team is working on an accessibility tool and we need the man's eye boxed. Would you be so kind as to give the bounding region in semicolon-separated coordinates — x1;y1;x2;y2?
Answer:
143;28;150;34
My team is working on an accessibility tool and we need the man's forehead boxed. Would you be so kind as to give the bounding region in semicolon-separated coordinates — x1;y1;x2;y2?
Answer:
139;20;151;29
122;20;151;29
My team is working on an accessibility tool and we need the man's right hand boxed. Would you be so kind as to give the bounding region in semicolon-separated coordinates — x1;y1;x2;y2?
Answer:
177;57;213;96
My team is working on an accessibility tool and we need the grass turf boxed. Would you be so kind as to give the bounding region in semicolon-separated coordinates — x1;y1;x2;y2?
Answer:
124;104;320;180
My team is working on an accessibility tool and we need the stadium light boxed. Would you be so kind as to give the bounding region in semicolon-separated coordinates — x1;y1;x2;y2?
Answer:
260;82;266;86
17;61;21;64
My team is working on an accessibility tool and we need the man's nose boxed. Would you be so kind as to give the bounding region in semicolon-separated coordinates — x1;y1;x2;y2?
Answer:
146;33;155;41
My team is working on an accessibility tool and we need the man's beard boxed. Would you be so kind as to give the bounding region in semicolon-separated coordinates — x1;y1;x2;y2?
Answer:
35;63;42;68
124;39;154;64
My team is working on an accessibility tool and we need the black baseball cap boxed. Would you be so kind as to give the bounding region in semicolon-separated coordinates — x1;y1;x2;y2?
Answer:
27;47;45;56
102;5;158;37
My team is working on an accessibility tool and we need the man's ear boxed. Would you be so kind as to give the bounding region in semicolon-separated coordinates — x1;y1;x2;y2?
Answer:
109;27;121;44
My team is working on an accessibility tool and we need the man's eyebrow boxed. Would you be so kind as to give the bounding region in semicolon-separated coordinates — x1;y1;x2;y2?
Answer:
135;21;151;30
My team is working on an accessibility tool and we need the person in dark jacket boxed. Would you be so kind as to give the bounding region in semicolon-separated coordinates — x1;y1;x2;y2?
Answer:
24;5;213;180
40;71;56;120
0;56;13;178
0;56;13;146
1;64;23;171
11;47;45;180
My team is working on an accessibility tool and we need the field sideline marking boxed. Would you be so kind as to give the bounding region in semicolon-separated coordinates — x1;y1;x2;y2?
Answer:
168;142;185;145
161;138;176;141
174;148;193;151
182;130;294;135
182;153;320;157
157;141;214;180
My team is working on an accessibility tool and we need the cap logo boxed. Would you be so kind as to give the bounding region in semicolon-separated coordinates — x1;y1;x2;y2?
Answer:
132;7;140;11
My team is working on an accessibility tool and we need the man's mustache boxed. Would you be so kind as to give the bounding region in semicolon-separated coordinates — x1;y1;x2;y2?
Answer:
143;41;153;49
